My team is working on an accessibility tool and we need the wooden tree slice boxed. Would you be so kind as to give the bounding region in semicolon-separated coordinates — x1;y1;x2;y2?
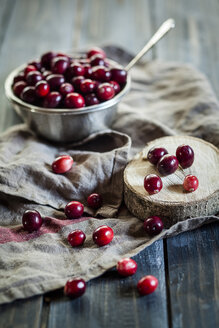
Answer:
124;136;219;227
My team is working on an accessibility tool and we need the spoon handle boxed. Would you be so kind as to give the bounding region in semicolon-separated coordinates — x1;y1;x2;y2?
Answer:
125;18;175;71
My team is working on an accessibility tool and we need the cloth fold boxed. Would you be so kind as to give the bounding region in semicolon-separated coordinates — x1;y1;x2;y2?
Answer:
0;46;218;304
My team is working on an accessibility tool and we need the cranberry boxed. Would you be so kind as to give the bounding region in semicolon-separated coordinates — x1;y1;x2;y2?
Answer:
97;83;115;101
110;68;127;84
147;147;168;165
92;66;111;82
64;92;85;109
51;57;69;74
90;54;105;66
93;225;114;246
21;86;36;104
84;93;100;106
28;60;41;71
80;79;96;94
144;174;163;194
59;83;74;96
143;216;163;236
35;81;50;97
117;258;137;276
110;81;121;94
13;72;25;84
42;70;52;79
67;63;85;77
46;74;65;90
64;278;86;298
157;155;179;176
137;275;158;295
83;64;92;78
65;201;84;219
13;81;27;97
68;230;86;247
22;210;43;232
41;51;56;69
43;92;62;108
176;144;194;169
87;47;106;59
183;175;199;192
87;193;102;209
52;155;73;174
26;71;43;86
71;76;85;91
24;65;37;77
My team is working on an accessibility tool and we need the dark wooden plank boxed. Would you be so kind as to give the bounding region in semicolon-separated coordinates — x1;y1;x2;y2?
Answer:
166;222;219;328
47;241;168;328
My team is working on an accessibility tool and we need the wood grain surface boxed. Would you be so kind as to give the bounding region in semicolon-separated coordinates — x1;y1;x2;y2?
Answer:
0;1;218;328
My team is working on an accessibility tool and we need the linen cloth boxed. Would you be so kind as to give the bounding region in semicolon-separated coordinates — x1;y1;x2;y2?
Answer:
0;47;218;304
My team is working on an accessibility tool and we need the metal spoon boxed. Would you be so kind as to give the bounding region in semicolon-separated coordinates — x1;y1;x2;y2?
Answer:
125;18;175;71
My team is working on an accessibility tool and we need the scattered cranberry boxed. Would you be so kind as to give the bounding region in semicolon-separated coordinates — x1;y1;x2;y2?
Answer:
92;66;111;82
64;278;86;298
84;93;100;106
59;83;74;96
22;210;43;232
13;72;25;84
41;51;56;69
65;201;84;219
64;92;85;108
24;65;37;77
43;91;62;108
143;216;163;236
90;54;105;66
80;79;96;94
110;81;121;94
35;81;50;97
87;193;102;209
71;76;85;91
13;81;27;97
68;230;86;247
183;175;199;192
176;144;194;169
21;86;36;104
87;47;106;59
137;275;158;295
110;68;127;84
51;57;69;74
147;147;168;165
52;155;73;174
46;74;65;90
97;83;115;101
117;258;137;276
144;174;163;194
157;155;179;176
93;225;114;246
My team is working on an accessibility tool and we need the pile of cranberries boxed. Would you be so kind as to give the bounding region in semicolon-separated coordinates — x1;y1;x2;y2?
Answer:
12;47;127;109
144;144;199;194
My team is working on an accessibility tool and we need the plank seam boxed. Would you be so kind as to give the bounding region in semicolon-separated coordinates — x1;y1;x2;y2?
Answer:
163;239;173;328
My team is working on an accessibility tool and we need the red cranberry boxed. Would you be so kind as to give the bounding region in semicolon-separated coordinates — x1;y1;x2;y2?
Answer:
147;147;168;165
137;275;158;295
41;51;56;69
87;47;106;59
97;83;115;101
90;54;105;66
87;193;102;209
71;76;85;91
42;70;52;79
26;71;43;86
46;74;65;90
176;144;194;169
143;216;164;236
21;86;36;104
43;92;62;108
64;92;85;109
13;72;25;84
64;278;86;298
110;81;121;94
68;230;86;247
93;225;114;246
92;66;111;82
117;258;137;276
67;63;85;77
28;60;41;71
110;68;127;84
183;175;199;192
35;81;50;97
51;57;69;74
24;65;37;77
65;201;84;219
157;155;179;176
80;79;96;94
52;155;73;174
59;83;74;96
83;64;92;78
144;174;163;195
22;210;43;232
84;93;100;106
13;81;27;97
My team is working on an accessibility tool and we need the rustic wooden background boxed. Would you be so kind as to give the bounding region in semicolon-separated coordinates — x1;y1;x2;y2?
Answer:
0;0;218;327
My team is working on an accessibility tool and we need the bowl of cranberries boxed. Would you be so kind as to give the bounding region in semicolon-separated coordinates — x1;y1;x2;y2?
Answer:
5;47;130;142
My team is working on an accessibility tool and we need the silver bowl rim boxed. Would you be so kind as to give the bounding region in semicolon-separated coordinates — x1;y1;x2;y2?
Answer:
5;57;131;115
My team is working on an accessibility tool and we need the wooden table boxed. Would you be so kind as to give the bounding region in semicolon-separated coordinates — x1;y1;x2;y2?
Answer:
0;1;218;327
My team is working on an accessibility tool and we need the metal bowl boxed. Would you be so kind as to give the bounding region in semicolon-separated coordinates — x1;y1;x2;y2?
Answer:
5;58;130;143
